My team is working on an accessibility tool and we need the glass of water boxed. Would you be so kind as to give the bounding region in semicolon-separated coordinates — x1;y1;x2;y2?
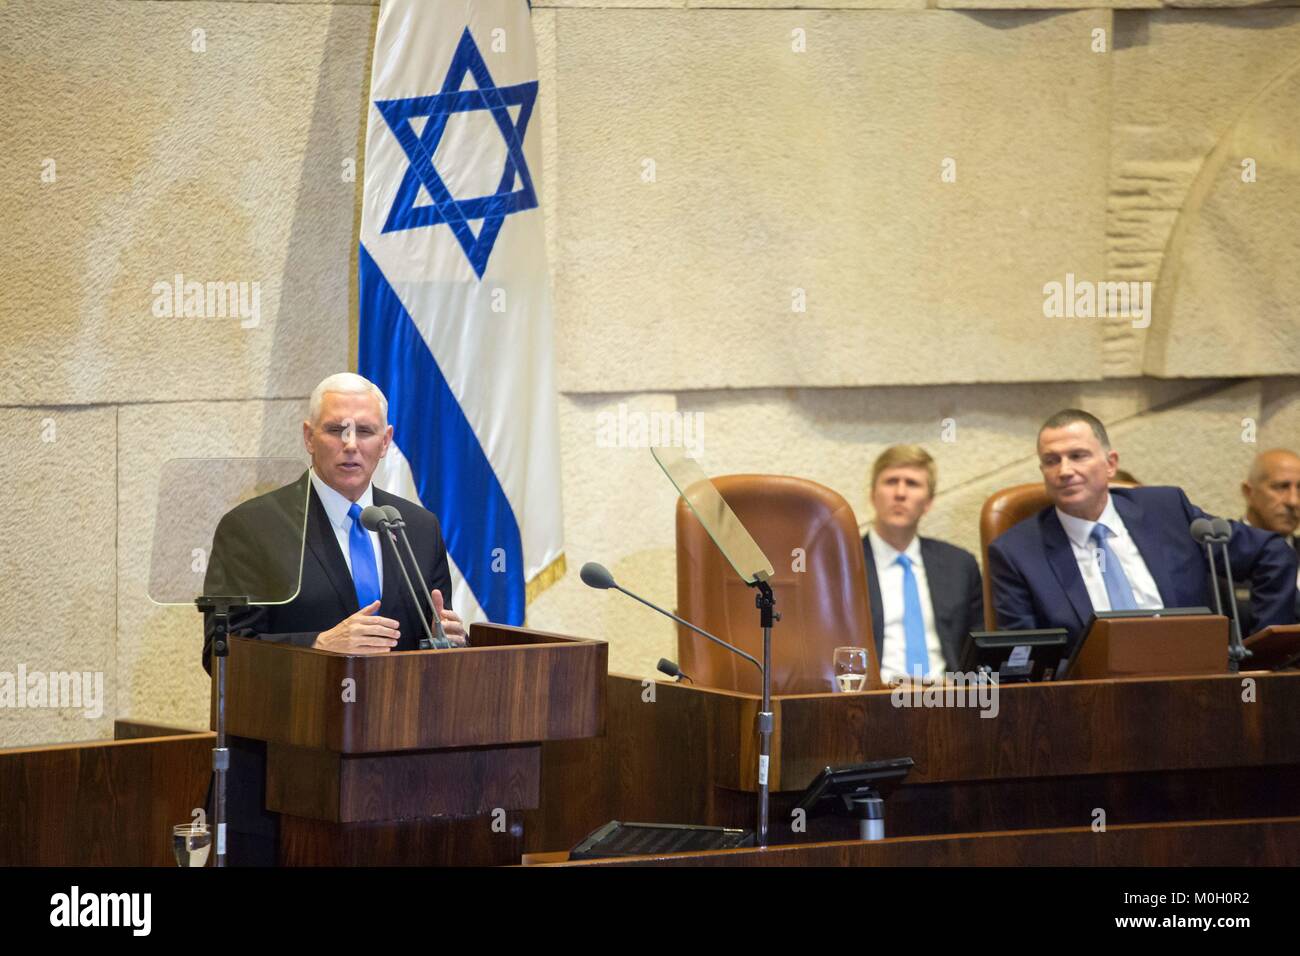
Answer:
833;646;869;693
172;824;212;867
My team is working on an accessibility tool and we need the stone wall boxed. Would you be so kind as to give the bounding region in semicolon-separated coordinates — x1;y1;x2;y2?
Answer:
1;0;1295;743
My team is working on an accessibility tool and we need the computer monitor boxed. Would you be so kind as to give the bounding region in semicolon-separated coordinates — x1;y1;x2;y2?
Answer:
960;628;1070;682
793;758;915;819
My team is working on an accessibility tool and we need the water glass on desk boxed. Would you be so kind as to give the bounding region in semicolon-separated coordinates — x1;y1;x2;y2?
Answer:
833;646;869;693
172;824;211;867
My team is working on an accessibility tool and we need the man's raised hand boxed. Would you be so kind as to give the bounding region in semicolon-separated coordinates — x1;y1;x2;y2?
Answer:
431;589;467;647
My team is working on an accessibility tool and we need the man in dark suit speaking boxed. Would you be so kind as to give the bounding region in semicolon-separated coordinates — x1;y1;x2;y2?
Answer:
988;409;1297;644
861;445;984;682
200;371;465;863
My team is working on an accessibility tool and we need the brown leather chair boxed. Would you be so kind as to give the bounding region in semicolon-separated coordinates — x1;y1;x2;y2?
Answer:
676;474;879;695
979;481;1137;629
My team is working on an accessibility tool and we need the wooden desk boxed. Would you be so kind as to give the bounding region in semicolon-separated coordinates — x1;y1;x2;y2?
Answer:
525;670;1300;856
7;669;1295;866
522;816;1300;866
0;726;213;866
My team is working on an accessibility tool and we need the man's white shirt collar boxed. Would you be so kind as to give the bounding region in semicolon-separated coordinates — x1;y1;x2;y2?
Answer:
309;468;375;532
1056;493;1126;549
868;528;923;568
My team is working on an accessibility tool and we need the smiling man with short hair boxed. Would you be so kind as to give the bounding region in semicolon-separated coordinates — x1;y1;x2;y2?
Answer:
987;409;1297;642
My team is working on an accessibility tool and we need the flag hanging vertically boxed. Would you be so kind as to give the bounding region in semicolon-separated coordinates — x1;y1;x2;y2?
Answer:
358;0;564;625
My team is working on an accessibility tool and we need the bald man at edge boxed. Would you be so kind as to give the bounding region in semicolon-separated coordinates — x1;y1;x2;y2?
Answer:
1233;449;1300;631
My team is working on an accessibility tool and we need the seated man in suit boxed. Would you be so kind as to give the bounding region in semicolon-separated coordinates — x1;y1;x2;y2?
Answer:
988;409;1297;644
200;371;466;864
861;445;984;683
1233;449;1300;632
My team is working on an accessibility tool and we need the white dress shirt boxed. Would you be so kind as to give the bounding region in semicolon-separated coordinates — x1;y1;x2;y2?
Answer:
309;468;383;595
868;530;947;682
1055;495;1162;613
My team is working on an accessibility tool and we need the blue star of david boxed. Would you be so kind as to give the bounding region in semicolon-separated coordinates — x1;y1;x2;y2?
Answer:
374;27;539;279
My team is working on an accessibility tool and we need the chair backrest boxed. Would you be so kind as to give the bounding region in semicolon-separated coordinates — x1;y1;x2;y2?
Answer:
675;474;879;695
979;481;1137;629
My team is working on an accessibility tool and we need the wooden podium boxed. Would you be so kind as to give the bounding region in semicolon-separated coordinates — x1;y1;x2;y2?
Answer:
1069;613;1228;678
223;623;606;865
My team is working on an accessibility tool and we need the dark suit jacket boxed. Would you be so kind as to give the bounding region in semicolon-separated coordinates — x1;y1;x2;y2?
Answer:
199;471;453;854
1229;532;1300;637
862;533;984;672
201;470;454;672
987;486;1298;643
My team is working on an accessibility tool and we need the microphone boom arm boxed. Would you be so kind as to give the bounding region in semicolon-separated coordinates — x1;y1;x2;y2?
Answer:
614;584;763;675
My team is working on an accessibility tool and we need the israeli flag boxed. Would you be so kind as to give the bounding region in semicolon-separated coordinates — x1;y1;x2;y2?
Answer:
358;0;564;625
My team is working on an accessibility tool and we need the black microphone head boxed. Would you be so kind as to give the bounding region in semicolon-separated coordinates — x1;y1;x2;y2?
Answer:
1210;517;1232;539
381;504;404;525
657;658;681;678
359;504;389;532
1190;517;1214;544
580;562;617;590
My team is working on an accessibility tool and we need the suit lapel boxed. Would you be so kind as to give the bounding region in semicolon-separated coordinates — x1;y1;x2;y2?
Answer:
1113;490;1173;603
921;537;967;670
919;538;945;617
1042;508;1093;631
862;535;885;655
305;484;359;616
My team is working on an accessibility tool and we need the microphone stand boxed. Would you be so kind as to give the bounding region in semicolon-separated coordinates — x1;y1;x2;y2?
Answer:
375;525;439;650
382;509;450;647
1198;523;1251;674
1217;539;1250;673
602;577;772;844
750;579;779;848
1202;536;1225;617
196;594;248;868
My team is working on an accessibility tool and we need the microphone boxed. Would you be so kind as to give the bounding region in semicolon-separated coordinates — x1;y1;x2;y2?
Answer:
580;562;617;590
1188;516;1249;671
1190;517;1227;614
381;505;452;648
657;658;693;683
359;505;441;650
1209;517;1249;668
579;562;761;674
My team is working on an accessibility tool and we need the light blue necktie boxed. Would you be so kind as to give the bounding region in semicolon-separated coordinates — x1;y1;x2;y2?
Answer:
347;502;382;608
896;554;929;679
1089;522;1137;612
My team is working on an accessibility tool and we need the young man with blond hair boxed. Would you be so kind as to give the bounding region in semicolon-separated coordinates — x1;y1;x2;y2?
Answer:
862;445;984;683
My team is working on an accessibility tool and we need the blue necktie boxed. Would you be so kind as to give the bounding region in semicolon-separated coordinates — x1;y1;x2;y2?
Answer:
347;502;382;609
1089;522;1137;612
896;554;929;679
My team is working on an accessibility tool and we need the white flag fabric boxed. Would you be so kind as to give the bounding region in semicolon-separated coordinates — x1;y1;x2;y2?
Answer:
358;0;564;624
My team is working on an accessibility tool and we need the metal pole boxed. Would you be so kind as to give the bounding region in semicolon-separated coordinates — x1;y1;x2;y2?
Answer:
213;610;230;867
753;580;778;847
757;623;772;846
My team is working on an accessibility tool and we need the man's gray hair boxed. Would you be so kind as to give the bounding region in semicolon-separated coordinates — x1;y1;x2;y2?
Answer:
308;373;389;426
